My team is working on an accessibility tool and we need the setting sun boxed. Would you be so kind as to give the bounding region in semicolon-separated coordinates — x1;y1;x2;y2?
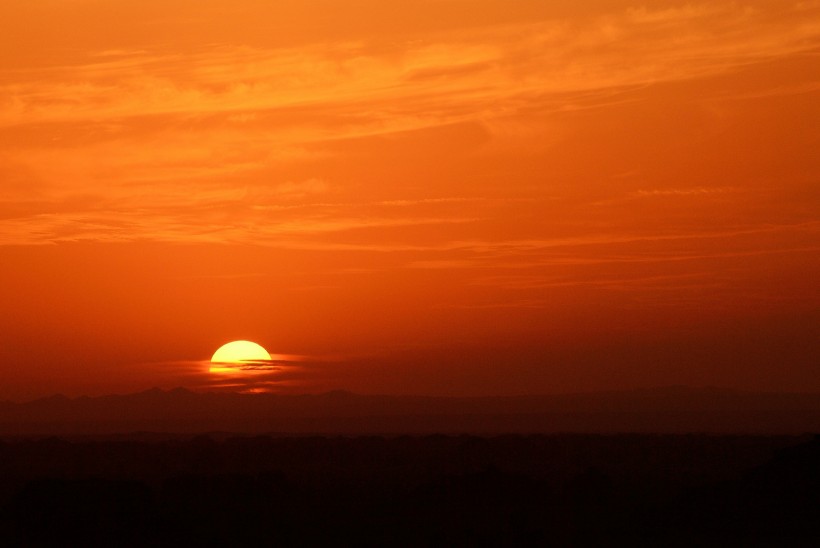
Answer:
211;341;272;365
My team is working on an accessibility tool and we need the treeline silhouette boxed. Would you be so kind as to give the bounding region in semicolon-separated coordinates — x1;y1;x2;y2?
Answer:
0;434;818;546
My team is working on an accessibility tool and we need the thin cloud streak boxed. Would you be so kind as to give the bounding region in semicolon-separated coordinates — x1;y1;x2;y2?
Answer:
134;356;330;394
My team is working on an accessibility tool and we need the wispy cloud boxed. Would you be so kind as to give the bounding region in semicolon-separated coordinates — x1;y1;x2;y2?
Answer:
3;3;817;129
0;208;480;245
633;187;737;197
1;2;818;247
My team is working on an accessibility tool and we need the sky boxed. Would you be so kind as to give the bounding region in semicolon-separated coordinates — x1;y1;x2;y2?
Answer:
0;0;818;400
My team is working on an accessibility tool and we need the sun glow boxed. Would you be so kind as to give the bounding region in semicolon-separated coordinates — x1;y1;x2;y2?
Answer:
210;340;272;373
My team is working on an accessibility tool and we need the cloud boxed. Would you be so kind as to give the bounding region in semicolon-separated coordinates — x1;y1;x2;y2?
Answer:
210;360;282;372
2;3;818;131
0;205;481;246
633;187;736;197
134;354;329;394
626;5;718;24
271;179;329;199
405;260;479;269
1;1;819;248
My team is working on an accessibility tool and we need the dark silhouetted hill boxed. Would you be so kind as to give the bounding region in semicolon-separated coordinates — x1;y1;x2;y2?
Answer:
1;386;820;435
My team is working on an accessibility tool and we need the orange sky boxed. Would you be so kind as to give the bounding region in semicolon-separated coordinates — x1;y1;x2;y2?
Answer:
1;0;818;400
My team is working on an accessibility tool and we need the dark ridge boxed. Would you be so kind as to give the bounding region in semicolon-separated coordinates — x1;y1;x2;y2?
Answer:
1;387;819;437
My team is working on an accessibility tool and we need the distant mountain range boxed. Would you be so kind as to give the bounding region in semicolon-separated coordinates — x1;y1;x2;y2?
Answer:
1;386;819;436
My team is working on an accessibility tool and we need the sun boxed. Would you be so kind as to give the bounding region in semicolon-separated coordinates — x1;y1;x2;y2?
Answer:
211;340;272;364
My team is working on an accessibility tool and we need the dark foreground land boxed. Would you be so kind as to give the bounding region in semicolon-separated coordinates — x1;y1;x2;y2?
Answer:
1;433;818;546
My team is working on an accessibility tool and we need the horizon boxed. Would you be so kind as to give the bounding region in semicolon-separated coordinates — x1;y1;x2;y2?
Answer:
8;383;820;405
3;383;820;437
